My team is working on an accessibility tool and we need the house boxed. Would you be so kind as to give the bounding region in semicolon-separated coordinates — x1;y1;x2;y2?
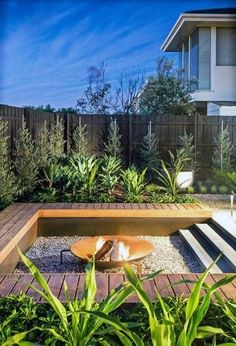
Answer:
161;8;236;115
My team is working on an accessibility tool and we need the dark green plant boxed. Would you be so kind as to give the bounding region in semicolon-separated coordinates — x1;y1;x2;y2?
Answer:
148;193;198;204
0;120;17;209
14;123;38;194
178;131;196;170
212;124;234;172
43;163;61;188
49;117;65;162
140;121;160;171
99;155;121;196
210;185;218;194
218;185;228;194
35;121;50;168
155;150;188;198
104;118;122;158
197;182;208;194
121;166;147;202
73;117;88;155
5;251;145;346
139;57;197;116
35;187;58;203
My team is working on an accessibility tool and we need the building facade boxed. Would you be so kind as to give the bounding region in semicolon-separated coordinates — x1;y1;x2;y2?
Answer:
161;8;236;115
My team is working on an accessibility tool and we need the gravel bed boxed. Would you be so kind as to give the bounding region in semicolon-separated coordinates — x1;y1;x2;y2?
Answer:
15;235;203;274
194;194;232;210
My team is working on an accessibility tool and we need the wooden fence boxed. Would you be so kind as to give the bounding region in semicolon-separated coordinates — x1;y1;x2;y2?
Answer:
1;104;236;176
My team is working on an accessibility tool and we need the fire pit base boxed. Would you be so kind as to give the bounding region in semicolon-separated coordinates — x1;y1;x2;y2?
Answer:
70;236;154;269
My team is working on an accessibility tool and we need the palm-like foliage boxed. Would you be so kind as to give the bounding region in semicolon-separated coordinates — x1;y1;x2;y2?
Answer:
43;163;61;188
121;166;147;202
155;150;188;199
99;155;121;195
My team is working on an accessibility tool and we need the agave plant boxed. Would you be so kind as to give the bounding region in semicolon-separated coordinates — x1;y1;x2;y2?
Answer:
43;163;61;188
99;155;121;196
121;166;147;203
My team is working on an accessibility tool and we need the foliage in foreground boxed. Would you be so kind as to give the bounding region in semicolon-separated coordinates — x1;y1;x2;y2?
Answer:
1;252;236;346
0;120;17;209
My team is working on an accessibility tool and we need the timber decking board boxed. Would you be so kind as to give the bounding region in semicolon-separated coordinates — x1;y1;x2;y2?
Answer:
0;274;235;302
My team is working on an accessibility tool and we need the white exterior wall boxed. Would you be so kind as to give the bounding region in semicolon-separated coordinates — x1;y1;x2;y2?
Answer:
192;26;236;103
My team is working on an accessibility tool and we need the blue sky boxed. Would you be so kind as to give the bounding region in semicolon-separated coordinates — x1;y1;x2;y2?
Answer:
0;0;234;108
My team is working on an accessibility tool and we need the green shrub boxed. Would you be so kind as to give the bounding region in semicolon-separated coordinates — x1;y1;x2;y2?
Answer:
72;117;88;155
187;186;195;194
197;182;208;194
43;163;61;188
210;184;218;194
218;185;228;194
49;117;65;162
140;121;160;171
35;121;50;168
0;120;17;209
14;123;38;195
104;118;122;158
212;124;234;172
99;155;121;196
34;187;58;203
148;193;198;203
178;130;196;170
145;184;162;193
121;166;147;202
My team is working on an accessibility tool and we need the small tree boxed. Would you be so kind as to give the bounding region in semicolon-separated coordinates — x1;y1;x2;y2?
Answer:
14;123;38;194
139;57;197;115
0;120;17;208
104;118;122;158
73;117;88;155
212;123;234;172
178;130;196;169
49;117;65;162
140;121;160;171
36;121;50;168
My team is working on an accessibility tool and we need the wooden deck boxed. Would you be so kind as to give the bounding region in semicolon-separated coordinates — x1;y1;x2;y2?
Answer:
0;273;235;302
0;203;212;273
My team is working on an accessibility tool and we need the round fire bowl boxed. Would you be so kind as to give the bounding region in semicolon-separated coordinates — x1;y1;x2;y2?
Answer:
70;236;154;268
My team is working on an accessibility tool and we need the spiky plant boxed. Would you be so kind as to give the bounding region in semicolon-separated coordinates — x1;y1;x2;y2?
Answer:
49;117;65;162
178;130;196;170
140;121;160;171
36;121;50;168
104;118;122;158
212;124;234;172
73;117;88;155
14;123;38;194
0;120;17;209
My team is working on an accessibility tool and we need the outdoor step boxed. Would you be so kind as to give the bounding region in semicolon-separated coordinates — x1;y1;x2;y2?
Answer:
195;223;236;272
179;229;222;273
211;214;236;247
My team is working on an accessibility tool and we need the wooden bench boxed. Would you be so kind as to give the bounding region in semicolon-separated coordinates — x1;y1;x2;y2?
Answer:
0;272;235;301
0;203;212;273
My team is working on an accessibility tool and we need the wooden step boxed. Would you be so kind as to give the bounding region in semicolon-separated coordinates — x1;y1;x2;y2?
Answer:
179;229;222;273
195;223;236;272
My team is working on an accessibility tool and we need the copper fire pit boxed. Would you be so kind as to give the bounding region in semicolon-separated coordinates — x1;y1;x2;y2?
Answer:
70;236;154;269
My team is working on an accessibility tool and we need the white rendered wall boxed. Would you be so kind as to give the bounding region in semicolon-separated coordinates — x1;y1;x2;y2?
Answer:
193;27;236;103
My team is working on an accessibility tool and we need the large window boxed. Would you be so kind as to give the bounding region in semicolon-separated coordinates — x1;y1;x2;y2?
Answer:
189;28;211;90
217;28;236;66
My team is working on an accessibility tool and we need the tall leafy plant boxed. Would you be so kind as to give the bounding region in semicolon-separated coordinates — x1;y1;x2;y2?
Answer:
36;121;50;168
104;118;122;158
99;155;121;196
5;251;145;346
178;130;196;170
49;117;65;162
73;117;88;155
0;120;17;209
212;123;234;172
121;166;147;202
140;121;160;171
14;122;38;194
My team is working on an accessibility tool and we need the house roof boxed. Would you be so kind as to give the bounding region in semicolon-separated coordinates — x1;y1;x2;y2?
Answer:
161;7;236;52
